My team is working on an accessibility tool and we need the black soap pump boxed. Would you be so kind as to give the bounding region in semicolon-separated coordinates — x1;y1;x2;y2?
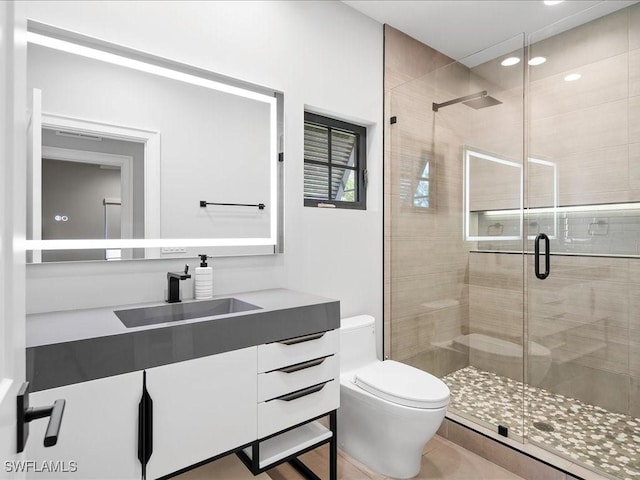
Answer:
195;254;213;300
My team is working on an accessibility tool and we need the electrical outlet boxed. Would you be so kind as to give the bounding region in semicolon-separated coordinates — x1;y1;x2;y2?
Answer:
161;247;187;254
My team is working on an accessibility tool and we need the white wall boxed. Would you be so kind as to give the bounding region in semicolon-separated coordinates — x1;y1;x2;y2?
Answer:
24;1;384;352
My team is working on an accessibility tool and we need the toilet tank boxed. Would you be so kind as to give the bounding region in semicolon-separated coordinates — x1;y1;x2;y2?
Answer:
340;315;377;372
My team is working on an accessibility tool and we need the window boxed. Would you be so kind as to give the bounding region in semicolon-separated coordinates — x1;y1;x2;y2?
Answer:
398;155;431;210
413;161;430;208
304;112;367;209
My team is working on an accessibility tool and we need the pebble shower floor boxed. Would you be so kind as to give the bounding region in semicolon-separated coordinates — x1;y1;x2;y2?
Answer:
442;366;640;479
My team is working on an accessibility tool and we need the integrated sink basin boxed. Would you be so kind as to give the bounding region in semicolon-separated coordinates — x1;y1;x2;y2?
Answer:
115;297;262;328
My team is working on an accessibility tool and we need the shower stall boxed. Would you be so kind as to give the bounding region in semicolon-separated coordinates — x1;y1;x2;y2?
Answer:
387;5;640;479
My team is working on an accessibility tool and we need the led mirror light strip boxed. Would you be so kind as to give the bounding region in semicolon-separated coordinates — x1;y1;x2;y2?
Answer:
483;202;640;216
26;32;275;104
26;238;275;250
26;31;279;251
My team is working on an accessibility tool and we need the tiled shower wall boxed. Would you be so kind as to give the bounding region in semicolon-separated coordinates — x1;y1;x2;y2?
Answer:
383;25;455;363
385;26;524;375
529;6;640;206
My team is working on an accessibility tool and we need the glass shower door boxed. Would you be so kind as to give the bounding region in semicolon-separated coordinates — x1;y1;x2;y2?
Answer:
526;6;638;478
389;34;527;440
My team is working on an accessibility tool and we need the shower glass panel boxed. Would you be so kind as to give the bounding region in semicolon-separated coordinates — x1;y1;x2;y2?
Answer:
389;34;526;439
526;5;639;478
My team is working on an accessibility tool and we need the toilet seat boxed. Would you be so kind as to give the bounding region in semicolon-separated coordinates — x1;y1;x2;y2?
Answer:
353;360;450;409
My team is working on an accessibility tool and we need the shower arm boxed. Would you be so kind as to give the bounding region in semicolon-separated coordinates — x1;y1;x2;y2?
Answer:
432;90;487;112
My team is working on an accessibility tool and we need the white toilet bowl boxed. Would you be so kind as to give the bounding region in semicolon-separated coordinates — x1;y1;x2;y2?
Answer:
338;315;450;479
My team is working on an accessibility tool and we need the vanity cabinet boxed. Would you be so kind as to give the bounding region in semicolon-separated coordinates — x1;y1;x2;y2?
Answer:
25;337;337;480
145;347;257;479
25;371;142;479
25;347;257;480
238;329;340;478
256;330;339;438
25;289;341;479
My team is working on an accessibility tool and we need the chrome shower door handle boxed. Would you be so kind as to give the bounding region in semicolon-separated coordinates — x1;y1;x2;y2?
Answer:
534;233;550;280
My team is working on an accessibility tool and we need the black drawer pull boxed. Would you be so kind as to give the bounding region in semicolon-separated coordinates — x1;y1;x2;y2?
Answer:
277;332;325;346
275;381;330;402
277;356;329;374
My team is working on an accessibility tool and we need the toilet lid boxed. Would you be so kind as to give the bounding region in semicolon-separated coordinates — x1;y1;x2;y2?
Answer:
353;360;450;409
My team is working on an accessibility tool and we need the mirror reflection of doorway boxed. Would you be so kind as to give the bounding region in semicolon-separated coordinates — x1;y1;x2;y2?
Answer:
42;158;122;262
40;129;143;262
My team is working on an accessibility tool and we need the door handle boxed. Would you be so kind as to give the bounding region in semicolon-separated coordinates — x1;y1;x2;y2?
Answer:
17;382;66;453
534;233;550;280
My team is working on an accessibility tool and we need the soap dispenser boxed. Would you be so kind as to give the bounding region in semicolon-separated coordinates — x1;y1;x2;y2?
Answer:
195;254;213;300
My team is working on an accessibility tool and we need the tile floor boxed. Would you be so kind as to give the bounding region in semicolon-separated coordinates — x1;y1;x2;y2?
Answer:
443;366;640;480
175;435;524;479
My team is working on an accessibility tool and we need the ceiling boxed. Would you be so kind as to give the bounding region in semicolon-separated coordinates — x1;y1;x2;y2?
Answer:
343;0;638;64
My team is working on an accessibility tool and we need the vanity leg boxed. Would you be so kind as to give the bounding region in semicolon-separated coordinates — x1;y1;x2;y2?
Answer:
252;442;260;473
329;410;337;480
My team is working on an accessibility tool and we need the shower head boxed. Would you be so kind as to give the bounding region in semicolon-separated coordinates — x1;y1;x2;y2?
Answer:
462;95;502;109
432;90;502;112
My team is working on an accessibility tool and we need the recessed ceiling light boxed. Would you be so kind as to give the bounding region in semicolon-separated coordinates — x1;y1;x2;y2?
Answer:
543;1;564;5
528;56;547;66
564;73;581;82
501;57;521;67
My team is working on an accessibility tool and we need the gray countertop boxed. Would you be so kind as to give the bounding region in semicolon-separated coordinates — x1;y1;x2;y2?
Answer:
27;288;337;346
27;288;340;391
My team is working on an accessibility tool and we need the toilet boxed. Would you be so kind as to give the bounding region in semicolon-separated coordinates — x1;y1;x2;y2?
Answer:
338;315;450;479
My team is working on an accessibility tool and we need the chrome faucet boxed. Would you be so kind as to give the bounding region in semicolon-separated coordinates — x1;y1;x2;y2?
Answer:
166;264;191;303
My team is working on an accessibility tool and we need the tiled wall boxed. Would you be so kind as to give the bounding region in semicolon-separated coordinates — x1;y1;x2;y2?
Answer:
385;27;525;375
529;7;640;207
383;25;454;363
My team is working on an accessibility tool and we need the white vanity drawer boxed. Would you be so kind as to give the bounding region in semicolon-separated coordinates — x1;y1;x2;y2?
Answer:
257;379;339;439
258;354;339;402
258;329;339;373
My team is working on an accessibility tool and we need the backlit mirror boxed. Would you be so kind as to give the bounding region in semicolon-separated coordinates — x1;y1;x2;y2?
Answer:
25;23;281;263
464;147;559;242
464;147;523;241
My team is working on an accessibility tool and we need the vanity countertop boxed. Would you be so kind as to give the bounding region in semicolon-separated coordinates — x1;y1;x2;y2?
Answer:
27;288;340;392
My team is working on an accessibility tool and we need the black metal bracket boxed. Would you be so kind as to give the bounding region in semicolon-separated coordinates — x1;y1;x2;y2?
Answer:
17;382;66;453
236;410;337;480
200;201;265;210
390;116;397;124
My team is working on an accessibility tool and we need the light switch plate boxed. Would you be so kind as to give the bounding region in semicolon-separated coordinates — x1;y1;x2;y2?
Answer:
161;247;187;254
